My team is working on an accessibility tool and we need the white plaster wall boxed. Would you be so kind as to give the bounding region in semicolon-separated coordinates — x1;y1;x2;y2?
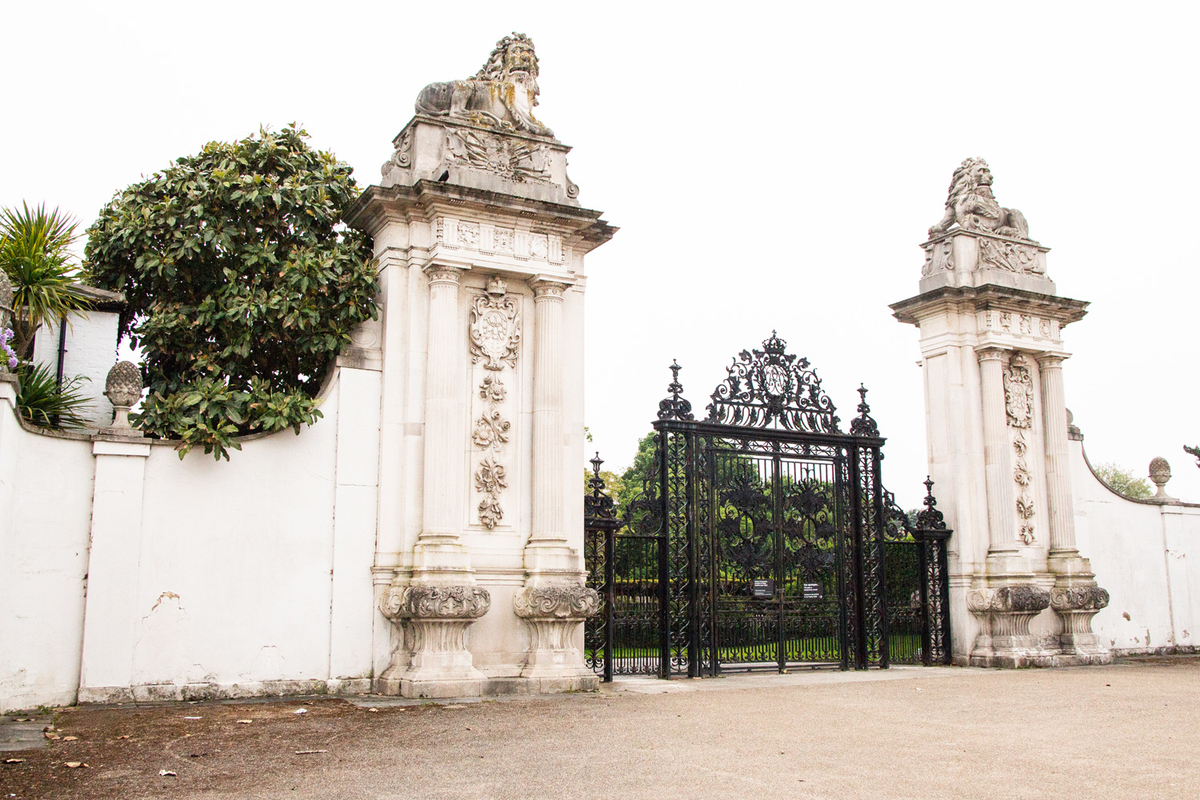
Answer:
130;381;342;692
31;310;121;427
1071;438;1200;653
0;407;95;713
0;364;386;711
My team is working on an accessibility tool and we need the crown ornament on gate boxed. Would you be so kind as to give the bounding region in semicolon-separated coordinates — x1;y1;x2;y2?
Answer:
849;384;880;437
584;452;621;523
705;332;840;433
916;476;947;531
657;360;694;421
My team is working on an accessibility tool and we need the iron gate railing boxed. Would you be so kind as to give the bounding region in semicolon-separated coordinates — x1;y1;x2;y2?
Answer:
584;333;953;679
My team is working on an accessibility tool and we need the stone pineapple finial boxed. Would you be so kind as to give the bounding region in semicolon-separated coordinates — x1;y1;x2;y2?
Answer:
1148;457;1173;499
104;360;143;434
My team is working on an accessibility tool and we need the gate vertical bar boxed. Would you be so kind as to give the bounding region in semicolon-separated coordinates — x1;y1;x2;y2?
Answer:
835;452;850;671
872;447;890;669
773;450;785;673
604;521;616;681
915;529;932;667
657;429;671;679
686;430;700;678
937;535;952;664
847;444;868;670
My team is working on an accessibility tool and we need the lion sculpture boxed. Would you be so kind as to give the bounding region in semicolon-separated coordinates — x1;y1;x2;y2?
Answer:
928;158;1030;240
415;33;554;139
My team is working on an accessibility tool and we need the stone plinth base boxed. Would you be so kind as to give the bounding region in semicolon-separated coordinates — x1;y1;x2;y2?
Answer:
967;584;1057;668
513;580;600;683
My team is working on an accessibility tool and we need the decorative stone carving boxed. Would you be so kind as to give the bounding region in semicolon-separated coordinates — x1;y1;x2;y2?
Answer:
978;236;1045;275
415;32;554;138
1149;457;1172;495
966;584;1054;668
470;276;518;530
474;458;507;529
1050;585;1110;613
493;228;514;253
513;582;600;685
1003;352;1033;429
513;583;600;620
469;277;520;371
104;361;144;433
446;128;553;183
457;221;480;247
968;584;1051;614
378;583;491;698
929;157;1031;240
1012;431;1035;544
380;128;413;177
380;584;491;621
1050;584;1111;662
1004;352;1035;544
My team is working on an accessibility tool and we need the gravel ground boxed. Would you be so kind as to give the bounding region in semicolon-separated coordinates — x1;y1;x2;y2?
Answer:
2;657;1198;799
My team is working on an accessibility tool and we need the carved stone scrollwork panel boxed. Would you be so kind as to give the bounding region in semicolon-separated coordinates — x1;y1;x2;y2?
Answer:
470;276;519;529
513;583;601;621
1005;352;1036;544
380;584;492;621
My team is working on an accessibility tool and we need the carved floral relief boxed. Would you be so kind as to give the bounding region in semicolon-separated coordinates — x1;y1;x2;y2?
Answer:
1005;352;1036;544
470;277;520;529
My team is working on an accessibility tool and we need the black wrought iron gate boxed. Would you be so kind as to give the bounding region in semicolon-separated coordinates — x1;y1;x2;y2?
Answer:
585;333;952;679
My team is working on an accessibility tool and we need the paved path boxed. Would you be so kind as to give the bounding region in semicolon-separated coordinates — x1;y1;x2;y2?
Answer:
2;658;1198;799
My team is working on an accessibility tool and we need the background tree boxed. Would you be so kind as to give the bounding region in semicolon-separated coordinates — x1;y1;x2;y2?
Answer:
1094;462;1152;499
85;125;377;459
0;203;91;359
1186;445;1200;469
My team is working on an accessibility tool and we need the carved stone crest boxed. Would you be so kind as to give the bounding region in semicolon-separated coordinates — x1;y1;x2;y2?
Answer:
446;128;553;184
1004;352;1033;429
469;276;520;371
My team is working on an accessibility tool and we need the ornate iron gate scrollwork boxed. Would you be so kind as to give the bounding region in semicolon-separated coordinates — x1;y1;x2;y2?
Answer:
585;333;953;679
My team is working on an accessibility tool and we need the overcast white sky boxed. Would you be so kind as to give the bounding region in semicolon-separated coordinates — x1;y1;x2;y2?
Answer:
3;1;1197;505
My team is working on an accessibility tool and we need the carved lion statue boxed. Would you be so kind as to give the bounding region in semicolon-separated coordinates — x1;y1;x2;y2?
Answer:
415;33;554;138
928;157;1030;240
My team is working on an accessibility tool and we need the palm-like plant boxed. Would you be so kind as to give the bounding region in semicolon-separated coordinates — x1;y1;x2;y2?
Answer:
0;203;91;359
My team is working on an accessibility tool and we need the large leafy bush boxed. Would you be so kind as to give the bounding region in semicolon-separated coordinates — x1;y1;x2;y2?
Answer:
85;125;377;459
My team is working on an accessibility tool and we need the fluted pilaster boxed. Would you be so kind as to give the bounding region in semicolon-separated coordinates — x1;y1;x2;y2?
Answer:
978;347;1016;555
1037;354;1076;555
530;279;568;546
421;265;466;540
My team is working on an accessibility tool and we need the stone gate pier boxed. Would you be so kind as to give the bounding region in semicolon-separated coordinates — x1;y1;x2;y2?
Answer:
343;33;612;697
891;159;1110;667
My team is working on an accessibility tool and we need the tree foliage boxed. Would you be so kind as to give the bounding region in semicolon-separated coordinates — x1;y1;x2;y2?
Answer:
0;203;91;359
85;125;377;459
1186;444;1200;469
1094;462;1152;500
15;361;91;429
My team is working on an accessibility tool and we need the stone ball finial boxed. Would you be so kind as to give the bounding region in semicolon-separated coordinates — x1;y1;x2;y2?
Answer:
104;361;143;432
1149;457;1172;496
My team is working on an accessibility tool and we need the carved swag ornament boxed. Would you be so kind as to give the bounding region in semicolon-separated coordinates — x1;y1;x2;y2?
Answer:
470;277;520;528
